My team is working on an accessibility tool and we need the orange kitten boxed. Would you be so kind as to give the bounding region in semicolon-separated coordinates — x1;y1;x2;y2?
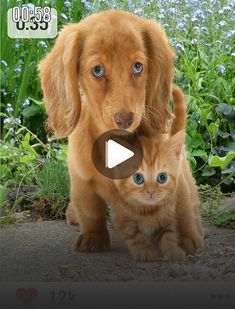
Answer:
112;88;203;262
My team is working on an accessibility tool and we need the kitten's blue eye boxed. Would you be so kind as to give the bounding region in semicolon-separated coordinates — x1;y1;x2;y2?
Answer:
92;65;104;78
156;172;168;184
133;173;144;185
132;62;143;74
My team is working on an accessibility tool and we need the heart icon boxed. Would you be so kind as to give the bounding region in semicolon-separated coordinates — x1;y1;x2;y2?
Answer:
16;288;38;303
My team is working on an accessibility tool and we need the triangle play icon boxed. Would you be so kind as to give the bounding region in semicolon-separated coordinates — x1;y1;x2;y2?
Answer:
105;139;134;169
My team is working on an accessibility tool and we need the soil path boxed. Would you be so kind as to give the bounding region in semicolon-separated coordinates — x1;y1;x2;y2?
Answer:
0;219;234;281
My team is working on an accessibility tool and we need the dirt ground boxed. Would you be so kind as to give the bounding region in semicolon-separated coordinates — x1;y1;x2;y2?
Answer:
0;217;234;282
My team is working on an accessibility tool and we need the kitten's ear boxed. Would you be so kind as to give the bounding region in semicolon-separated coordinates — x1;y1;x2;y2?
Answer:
169;130;185;158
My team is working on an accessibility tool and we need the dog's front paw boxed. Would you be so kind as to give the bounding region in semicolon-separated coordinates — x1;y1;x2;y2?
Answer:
72;231;110;252
130;247;158;262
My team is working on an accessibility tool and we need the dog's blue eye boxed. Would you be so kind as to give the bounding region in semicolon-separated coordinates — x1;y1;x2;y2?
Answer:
156;172;168;184
92;65;104;78
133;173;144;185
133;62;143;74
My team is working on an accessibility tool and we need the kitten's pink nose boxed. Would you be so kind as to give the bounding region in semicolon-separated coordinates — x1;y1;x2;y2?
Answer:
147;190;155;198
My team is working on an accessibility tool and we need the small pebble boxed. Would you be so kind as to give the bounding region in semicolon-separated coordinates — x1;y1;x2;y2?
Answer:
168;264;186;277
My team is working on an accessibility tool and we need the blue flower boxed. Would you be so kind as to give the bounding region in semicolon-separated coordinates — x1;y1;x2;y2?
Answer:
22;98;30;107
81;0;92;11
168;8;177;16
192;9;205;20
190;38;198;45
176;22;185;29
145;1;152;6
15;118;21;124
222;6;232;13
38;41;48;48
170;0;180;4
26;3;35;9
217;65;226;74
61;13;68;20
175;43;185;52
3;118;11;124
6;105;14;113
6;104;14;113
8;128;14;135
14;67;21;73
219;21;227;27
134;8;144;16
226;30;235;38
64;0;71;8
201;26;209;34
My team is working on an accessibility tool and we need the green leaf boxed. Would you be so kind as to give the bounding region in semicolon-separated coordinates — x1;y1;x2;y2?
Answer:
189;156;197;170
22;104;42;118
218;130;230;139
190;133;205;149
21;141;38;157
222;174;234;185
208;123;218;137
12;196;24;210
14;42;35;118
201;109;214;122
185;134;192;149
212;211;235;228
0;184;10;206
201;166;216;177
221;162;235;174
20;155;35;163
0;69;6;87
191;149;208;161
15;127;26;135
215;103;233;115
226;142;235;152
24;132;31;144
201;93;220;102
28;97;45;109
209;152;235;169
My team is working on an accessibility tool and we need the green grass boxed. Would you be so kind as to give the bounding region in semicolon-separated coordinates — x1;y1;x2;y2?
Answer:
200;184;235;228
0;157;69;223
33;159;70;219
0;112;68;223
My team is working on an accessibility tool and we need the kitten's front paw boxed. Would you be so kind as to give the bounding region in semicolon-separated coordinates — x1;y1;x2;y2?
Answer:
73;231;110;252
163;247;186;262
181;236;204;255
131;247;158;262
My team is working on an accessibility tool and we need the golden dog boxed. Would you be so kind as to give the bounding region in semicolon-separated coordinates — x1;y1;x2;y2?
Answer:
39;10;174;252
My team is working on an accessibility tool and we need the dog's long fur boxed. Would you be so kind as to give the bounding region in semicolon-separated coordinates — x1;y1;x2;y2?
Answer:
39;10;175;252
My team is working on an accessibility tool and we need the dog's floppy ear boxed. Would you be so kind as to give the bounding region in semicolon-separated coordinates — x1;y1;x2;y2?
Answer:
142;20;175;133
39;24;83;137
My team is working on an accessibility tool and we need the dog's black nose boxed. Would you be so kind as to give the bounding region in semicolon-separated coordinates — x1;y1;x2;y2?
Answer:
114;112;134;129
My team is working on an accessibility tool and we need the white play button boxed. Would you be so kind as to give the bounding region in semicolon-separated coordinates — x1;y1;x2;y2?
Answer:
105;139;134;169
92;129;143;179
